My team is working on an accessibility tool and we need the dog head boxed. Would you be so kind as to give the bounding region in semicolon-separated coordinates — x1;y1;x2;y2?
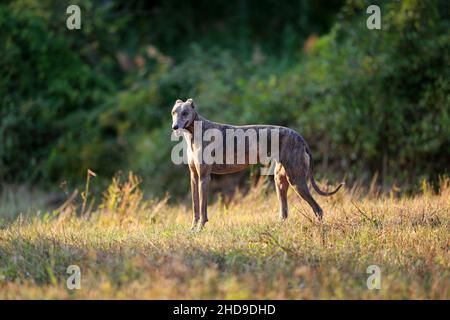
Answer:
171;98;196;134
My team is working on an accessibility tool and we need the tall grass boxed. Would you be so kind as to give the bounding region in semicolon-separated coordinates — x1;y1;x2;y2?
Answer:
0;173;448;299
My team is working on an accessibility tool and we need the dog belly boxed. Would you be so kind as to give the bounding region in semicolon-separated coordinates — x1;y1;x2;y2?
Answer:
211;163;250;174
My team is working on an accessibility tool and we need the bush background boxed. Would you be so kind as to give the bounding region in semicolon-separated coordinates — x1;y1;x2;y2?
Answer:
0;0;449;197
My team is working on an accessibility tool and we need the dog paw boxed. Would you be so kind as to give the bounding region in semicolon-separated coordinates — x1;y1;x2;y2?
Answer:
196;221;208;232
190;224;198;231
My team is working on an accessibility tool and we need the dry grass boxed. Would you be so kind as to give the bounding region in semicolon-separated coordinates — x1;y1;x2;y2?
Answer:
0;173;448;299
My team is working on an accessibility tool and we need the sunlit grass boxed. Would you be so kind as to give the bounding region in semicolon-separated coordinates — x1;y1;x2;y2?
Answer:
0;174;448;299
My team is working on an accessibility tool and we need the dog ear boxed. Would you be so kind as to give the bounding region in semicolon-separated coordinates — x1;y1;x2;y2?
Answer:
186;98;195;108
176;99;183;104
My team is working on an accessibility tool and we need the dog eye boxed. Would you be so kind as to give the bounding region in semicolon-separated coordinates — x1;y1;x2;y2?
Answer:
182;111;188;116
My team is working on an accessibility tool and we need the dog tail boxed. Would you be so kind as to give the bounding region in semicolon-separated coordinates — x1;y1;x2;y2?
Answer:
306;147;344;196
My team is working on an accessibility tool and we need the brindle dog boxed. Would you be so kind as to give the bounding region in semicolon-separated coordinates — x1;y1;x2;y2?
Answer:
171;98;343;230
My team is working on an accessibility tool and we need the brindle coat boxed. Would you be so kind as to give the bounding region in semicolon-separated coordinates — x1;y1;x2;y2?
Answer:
171;98;343;230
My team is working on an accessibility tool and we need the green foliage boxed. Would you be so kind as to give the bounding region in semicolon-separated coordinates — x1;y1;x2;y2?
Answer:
298;0;450;184
0;0;448;195
0;1;116;182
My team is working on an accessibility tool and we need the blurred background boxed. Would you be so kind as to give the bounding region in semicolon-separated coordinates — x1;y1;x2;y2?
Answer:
0;0;449;206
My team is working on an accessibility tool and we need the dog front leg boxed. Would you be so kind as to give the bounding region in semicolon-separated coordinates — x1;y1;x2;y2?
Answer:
198;174;211;230
190;171;200;230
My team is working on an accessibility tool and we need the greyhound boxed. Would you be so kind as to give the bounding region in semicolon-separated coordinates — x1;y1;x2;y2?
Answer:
171;98;343;230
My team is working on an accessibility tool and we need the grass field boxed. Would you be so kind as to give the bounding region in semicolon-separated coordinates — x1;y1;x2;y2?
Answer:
0;174;448;299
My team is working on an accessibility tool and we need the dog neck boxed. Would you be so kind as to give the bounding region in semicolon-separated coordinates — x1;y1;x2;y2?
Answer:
184;111;200;135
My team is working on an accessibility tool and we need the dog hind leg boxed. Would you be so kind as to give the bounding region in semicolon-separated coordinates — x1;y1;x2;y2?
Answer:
274;162;289;220
285;157;324;221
